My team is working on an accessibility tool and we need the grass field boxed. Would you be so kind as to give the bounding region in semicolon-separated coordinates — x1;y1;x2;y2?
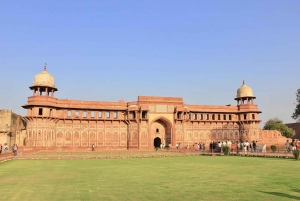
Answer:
1;156;299;201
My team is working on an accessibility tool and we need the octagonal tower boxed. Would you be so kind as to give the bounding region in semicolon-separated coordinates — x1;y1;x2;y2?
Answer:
234;81;261;141
23;65;59;119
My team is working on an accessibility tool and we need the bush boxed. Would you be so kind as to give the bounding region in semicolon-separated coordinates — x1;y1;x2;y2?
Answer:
270;145;277;153
293;149;300;160
222;145;230;155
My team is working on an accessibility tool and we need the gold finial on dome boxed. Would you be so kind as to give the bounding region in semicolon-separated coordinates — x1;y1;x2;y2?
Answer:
44;63;47;71
243;80;245;85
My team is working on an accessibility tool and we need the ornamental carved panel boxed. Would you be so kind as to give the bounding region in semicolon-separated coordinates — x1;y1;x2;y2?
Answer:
156;105;167;112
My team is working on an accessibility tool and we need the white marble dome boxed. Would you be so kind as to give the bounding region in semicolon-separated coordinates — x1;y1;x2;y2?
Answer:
236;81;254;98
33;66;55;87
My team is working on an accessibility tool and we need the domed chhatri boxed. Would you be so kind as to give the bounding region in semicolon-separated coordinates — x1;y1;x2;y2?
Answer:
33;65;55;87
236;80;254;98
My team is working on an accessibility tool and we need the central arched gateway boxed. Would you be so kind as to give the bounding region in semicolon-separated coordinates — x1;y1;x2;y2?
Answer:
150;117;172;148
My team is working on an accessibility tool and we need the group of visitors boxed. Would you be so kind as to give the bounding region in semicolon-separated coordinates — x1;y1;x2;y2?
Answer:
192;142;206;151
209;140;259;153
0;144;17;155
285;139;300;153
160;143;172;149
209;141;232;152
235;141;258;153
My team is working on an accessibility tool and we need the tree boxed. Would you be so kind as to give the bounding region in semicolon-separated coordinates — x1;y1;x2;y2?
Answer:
263;118;295;138
292;88;300;122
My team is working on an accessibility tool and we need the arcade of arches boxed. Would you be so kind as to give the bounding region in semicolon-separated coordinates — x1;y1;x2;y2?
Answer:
19;67;290;151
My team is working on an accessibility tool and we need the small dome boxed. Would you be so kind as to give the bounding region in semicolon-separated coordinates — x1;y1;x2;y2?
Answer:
33;66;55;87
236;81;254;98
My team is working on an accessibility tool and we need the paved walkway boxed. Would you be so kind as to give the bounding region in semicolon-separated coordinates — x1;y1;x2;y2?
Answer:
0;150;295;162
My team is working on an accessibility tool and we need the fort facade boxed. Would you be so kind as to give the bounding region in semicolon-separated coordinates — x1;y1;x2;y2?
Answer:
19;66;289;150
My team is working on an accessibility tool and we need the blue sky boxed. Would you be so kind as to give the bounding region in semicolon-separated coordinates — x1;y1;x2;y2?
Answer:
0;0;299;127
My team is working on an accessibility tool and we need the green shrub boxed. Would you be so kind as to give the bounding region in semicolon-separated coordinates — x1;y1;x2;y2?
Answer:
222;145;230;155
293;149;300;160
270;145;277;152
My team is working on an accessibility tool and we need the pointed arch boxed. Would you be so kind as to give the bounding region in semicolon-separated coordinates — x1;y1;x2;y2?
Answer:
150;116;172;129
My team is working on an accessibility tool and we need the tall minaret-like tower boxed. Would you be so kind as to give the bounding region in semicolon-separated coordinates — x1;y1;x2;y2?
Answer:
23;64;58;117
234;81;261;141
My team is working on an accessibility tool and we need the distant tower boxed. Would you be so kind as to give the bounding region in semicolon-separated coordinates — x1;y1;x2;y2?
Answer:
23;65;58;117
235;81;261;141
235;80;256;106
29;64;58;97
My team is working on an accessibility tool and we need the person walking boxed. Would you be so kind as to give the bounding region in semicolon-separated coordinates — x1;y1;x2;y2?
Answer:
291;140;296;151
285;140;290;153
210;142;213;152
12;144;15;155
218;142;221;152
13;144;18;156
0;144;2;154
241;141;245;152
255;141;259;152
4;144;8;154
221;142;224;153
252;141;257;153
236;141;239;154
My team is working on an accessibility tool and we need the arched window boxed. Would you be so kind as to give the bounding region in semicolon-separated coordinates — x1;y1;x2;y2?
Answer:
156;128;159;133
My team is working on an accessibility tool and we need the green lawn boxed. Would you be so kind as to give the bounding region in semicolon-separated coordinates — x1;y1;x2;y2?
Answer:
1;156;300;201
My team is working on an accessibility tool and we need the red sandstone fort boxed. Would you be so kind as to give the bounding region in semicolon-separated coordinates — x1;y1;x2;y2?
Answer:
0;66;290;150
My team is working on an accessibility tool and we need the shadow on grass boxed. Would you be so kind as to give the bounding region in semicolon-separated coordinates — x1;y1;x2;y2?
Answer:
290;188;300;193
258;191;300;200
